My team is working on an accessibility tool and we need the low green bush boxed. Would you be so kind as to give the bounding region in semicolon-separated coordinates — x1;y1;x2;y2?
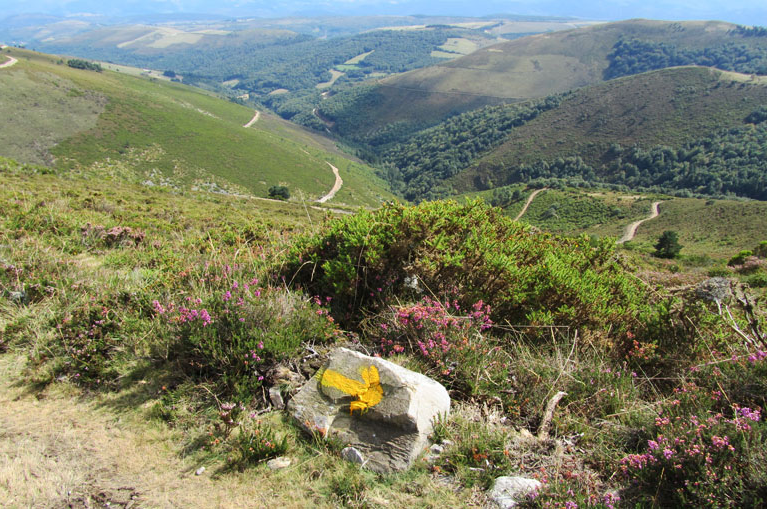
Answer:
285;200;649;335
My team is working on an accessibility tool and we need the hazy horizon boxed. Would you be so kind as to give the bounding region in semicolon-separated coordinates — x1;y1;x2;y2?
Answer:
1;0;766;26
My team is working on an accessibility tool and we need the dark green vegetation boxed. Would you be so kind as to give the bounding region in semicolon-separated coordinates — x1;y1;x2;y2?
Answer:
3;157;766;505
66;58;102;72
605;37;767;79
312;20;767;141
0;47;393;207
449;67;767;201
654;230;683;258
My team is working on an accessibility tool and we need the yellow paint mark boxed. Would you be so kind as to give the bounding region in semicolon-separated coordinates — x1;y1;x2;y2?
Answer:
321;365;383;414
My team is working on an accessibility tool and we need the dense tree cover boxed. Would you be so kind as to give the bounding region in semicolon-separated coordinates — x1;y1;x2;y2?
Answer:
373;97;564;201
734;25;767;38
495;113;767;200
46;29;458;96
604;37;767;79
66;59;102;72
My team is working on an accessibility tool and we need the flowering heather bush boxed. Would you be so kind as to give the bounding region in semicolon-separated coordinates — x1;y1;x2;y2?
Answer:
369;296;506;394
45;295;126;386
154;263;338;397
621;353;767;506
285;200;649;335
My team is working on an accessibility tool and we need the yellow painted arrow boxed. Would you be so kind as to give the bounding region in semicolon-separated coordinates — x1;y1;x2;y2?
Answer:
321;365;383;415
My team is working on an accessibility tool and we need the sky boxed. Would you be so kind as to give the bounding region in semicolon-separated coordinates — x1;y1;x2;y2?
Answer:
0;0;765;26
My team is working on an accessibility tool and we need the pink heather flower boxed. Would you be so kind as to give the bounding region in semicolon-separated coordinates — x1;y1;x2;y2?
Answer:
711;435;730;449
648;440;659;451
223;291;232;302
739;407;761;422
258;341;264;350
663;448;674;459
564;501;578;509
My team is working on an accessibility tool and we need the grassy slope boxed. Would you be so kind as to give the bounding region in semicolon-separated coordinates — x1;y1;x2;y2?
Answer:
328;19;764;137
459;186;767;260
0;161;468;507
0;48;393;207
451;66;767;191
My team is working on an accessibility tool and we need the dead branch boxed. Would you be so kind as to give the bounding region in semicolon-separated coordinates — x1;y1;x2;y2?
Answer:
538;391;568;441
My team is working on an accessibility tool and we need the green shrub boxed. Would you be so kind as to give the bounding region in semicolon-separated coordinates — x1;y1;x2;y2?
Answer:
729;250;754;266
155;263;337;398
621;356;767;506
755;241;767;259
268;185;290;200
747;271;767;288
707;267;731;278
285;200;649;333
654;230;682;259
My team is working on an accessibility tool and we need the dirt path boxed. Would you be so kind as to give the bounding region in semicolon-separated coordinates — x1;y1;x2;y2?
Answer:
0;355;317;508
617;201;662;244
514;188;546;221
0;55;18;69
316;162;343;203
242;110;260;128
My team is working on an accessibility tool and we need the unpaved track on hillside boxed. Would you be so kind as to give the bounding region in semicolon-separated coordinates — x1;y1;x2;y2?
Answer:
0;356;296;508
618;201;662;244
242;110;260;127
514;188;547;221
316;162;343;203
0;55;18;69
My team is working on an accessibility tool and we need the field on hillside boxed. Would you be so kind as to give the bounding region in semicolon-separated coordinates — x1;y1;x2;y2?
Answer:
3;157;767;507
0;48;393;207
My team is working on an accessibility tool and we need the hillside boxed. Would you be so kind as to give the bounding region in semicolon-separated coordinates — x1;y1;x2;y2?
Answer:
0;47;393;207
318;19;767;142
451;66;767;197
361;66;767;201
3;156;767;507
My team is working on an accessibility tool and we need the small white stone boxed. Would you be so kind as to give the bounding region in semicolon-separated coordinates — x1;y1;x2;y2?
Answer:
266;457;291;470
489;476;542;509
195;467;205;476
341;447;366;465
429;444;444;455
269;386;285;409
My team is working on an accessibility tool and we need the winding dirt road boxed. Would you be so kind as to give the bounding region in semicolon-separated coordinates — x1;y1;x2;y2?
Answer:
617;201;662;244
316;162;343;203
242;110;260;128
514;188;547;221
0;55;18;69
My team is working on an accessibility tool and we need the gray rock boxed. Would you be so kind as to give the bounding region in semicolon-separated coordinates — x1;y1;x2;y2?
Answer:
489;476;542;509
695;277;732;304
288;347;450;473
429;443;444;455
266;457;291;470
341;446;366;465
8;290;27;305
269;386;285;409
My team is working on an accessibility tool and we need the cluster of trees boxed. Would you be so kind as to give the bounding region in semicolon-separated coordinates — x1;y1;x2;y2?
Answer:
66;59;102;72
373;97;564;201
604;37;767;79
48;28;461;97
493;110;767;200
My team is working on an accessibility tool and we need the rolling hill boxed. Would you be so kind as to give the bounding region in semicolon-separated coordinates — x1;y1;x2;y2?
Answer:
0;47;394;207
317;19;767;142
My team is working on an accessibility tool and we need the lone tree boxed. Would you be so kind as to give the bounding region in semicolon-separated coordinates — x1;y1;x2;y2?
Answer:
654;230;682;259
268;185;290;201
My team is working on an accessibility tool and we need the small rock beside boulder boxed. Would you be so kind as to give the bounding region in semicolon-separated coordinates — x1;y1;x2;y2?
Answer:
288;347;450;473
489;476;542;508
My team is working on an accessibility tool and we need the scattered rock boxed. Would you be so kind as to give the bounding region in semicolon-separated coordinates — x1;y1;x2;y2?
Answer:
195;467;205;476
429;443;444;455
288;347;451;472
8;290;27;305
341;446;366;465
695;277;732;304
489;476;542;509
266;457;291;470
269;387;285;409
